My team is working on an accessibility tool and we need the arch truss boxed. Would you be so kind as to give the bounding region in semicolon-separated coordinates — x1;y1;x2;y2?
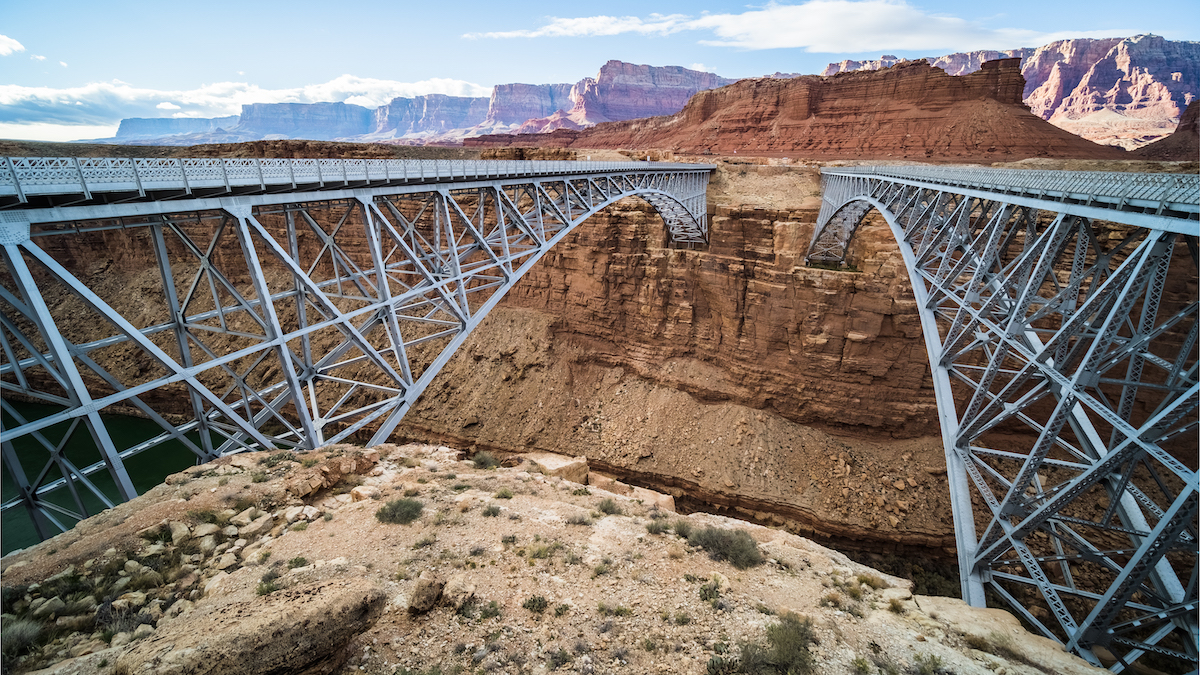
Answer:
0;157;712;541
809;166;1199;672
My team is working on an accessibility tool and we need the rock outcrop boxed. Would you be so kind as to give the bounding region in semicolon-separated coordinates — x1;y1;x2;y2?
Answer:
517;60;737;133
234;102;374;141
822;35;1199;149
1132;99;1200;159
469;59;1125;160
481;83;575;128
114;116;240;140
366;94;490;139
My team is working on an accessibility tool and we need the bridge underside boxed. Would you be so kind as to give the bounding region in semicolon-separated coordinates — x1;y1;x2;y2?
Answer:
809;169;1198;672
0;168;709;543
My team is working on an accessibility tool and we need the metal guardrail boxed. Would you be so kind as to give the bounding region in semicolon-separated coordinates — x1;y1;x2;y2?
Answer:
0;157;713;204
823;166;1200;218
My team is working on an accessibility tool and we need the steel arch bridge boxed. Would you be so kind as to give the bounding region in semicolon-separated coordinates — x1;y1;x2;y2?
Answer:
808;166;1199;672
0;156;711;541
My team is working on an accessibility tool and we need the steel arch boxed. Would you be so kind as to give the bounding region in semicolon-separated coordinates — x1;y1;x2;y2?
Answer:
0;158;712;543
808;167;1199;672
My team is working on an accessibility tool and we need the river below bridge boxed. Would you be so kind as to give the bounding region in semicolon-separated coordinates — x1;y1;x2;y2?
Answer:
1;401;197;555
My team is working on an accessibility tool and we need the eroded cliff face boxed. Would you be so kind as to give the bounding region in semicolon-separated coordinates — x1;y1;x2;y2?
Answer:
822;35;1199;149
392;197;958;554
235;102;373;140
368;94;490;138
469;60;1124;161
516;61;738;133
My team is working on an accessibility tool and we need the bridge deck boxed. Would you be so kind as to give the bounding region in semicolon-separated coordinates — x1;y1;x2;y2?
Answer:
823;166;1200;232
0;157;713;210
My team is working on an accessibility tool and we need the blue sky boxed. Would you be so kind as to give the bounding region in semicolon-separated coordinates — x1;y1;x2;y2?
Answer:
2;0;1196;141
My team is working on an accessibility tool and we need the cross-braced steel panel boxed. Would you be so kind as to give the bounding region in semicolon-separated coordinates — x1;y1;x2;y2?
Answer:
808;167;1199;672
0;158;711;542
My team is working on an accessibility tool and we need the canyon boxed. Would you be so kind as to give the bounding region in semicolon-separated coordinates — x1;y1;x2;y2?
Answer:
822;34;1199;149
466;59;1127;161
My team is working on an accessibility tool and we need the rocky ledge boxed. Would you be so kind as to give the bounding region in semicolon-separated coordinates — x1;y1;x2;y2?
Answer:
1;445;1104;675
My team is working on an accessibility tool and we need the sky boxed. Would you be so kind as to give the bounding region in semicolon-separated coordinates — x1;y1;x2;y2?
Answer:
2;0;1197;142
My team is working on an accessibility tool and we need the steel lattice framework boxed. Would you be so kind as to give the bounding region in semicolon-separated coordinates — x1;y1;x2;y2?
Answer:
0;157;711;541
808;166;1199;672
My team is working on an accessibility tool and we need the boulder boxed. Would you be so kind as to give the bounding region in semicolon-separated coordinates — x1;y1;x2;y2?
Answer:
229;508;256;527
350;485;380;502
191;523;220;538
168;521;190;545
409;572;444;614
238;514;273;538
631;486;675;512
117;578;385;675
521;452;588;484
442;573;475;610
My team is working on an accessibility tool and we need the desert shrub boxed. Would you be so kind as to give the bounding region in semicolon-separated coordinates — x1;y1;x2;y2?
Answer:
700;581;721;602
261;451;295;468
673;519;694;540
290;521;308;531
257;569;281;595
413;535;436;549
566;513;592;526
481;600;501;619
494;488;513;499
473;451;500;469
572;488;591;496
738;612;815;675
287;556;308;569
555;603;571;617
597;498;622;515
1;618;41;660
857;574;886;590
889;598;905;614
674;611;692;625
686;527;764;569
821;592;842;608
523;595;548;614
851;656;872;674
376;498;423;524
483;505;501;517
251;471;267;483
912;653;945;675
597;602;632;617
646;520;670;535
547;648;572;669
501;534;517;545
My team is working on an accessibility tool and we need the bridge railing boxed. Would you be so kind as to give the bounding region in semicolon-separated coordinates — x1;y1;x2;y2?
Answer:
0;157;713;203
822;166;1200;218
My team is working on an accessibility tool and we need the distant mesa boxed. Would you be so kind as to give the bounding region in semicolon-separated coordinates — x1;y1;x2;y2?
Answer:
465;58;1126;162
822;34;1199;150
1131;99;1199;160
86;61;735;147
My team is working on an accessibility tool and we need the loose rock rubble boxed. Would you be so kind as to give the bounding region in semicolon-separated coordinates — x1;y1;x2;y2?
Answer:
1;443;1105;675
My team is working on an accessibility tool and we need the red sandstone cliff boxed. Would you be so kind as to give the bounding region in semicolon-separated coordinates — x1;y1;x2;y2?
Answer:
822;35;1198;149
516;61;738;133
468;59;1125;161
367;94;490;139
1132;100;1200;160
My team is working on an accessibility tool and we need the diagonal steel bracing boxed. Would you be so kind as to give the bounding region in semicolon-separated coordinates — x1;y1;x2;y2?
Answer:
0;157;712;546
807;166;1199;672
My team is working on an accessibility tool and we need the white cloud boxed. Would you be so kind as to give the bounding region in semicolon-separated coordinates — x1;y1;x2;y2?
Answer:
31;54;46;61
60;61;68;67
0;122;119;142
0;74;492;127
464;13;689;39
689;63;709;72
156;102;181;109
0;34;24;56
465;1;1134;53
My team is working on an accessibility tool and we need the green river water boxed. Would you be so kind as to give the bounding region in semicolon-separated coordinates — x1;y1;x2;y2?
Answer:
1;401;200;555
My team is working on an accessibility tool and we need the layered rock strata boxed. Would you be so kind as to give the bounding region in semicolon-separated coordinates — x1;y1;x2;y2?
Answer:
366;94;490;139
1132;100;1200;160
468;59;1126;160
823;35;1199;149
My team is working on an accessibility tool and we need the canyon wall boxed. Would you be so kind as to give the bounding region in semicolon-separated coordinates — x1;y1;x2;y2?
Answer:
468;59;1126;161
1132;100;1199;160
368;94;490;139
114;116;241;139
517;61;738;133
823;35;1199;149
234;102;374;140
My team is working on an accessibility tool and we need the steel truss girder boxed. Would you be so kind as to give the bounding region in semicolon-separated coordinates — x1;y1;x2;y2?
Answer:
807;168;1199;672
0;166;711;544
